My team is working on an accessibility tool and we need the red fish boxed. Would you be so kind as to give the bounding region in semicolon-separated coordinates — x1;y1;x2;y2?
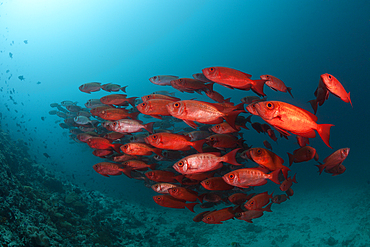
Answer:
253;101;334;148
272;194;289;204
120;142;162;156
141;93;180;102
308;78;329;115
145;132;205;153
263;140;272;150
248;147;290;179
93;162;131;177
122;160;156;171
228;193;255;205
92;149;113;157
202;207;236;224
145;170;183;183
245;191;273;211
316;148;350;174
86;137;122;153
153;195;197;212
210;121;248;134
98;108;139;121
206;134;242;149
235;206;270;223
279;174;297;191
201;177;234;191
324;164;346;176
168;187;202;202
136;99;174;119
166;100;243;129
287;146;318;166
223;168;281;188
320;73;352;107
170;78;213;94
109;119;154;134
173;148;241;174
260;74;293;98
202;66;266;96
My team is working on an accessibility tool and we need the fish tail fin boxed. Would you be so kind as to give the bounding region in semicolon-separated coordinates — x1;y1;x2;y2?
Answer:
149;163;157;170
174;174;184;184
263;202;273;212
152;148;162;157
112;144;122;154
234;102;245;111
222;148;242;166
269;169;281;185
315;163;326;175
348;92;353;108
287;152;294;166
191;139;206;153
144;122;154;133
185;202;198;213
287;87;294;98
205;82;214;92
316;124;334;148
129;111;140;120
120;86;128;93
127;97;138;107
292;173;297;183
224;110;244;130
119;167;132;178
251;79;266;96
308;99;318;115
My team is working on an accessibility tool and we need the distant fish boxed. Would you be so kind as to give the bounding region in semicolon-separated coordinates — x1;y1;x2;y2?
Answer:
9;52;13;58
101;83;127;93
260;75;293;98
18;75;25;81
43;153;51;158
152;91;176;96
24;40;28;44
149;75;179;86
79;82;102;94
37;81;41;84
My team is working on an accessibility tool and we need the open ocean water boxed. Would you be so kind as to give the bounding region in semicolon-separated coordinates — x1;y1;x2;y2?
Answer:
0;1;369;246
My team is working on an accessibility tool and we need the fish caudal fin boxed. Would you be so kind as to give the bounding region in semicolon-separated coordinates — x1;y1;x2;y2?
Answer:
251;79;266;97
120;86;128;93
224;110;244;130
185;202;198;213
287;152;294;166
308;99;318;115
112;144;122;154
222;148;242;166
262;202;273;212
269;169;281;185
127;97;138;107
144;122;154;133
287;87;294;98
315;163;326;175
129;111;140;120
316;124;334;149
347;92;353;108
191;139;206;153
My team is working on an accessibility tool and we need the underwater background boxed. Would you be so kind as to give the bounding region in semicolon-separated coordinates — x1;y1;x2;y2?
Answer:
0;0;369;246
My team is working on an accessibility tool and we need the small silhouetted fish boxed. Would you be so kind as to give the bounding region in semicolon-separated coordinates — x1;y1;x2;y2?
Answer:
24;40;28;44
9;52;13;58
37;81;41;84
41;117;45;121
18;75;25;81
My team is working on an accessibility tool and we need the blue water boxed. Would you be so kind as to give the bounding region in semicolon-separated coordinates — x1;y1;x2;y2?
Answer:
1;0;369;246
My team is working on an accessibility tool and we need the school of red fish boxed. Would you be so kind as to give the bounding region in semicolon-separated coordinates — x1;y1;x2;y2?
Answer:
50;67;351;224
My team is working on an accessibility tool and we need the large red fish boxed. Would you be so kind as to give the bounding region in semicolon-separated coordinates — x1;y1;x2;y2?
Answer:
86;137;122;153
120;142;162;156
253;101;334;148
136;99;174;119
244;191;273;211
223;168;281;188
320;73;352;107
202;66;266;96
202;207;236;224
287;146;318;166
153;195;197;212
173;148;241;174
93;162;131;177
144;132;205;153
166;100;244;129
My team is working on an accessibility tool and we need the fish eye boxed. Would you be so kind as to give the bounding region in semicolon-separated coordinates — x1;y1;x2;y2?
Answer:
141;103;146;107
228;174;235;179
266;102;274;109
210;137;214;141
328;75;332;79
250;201;254;205
206;216;211;220
174;103;180;108
153;76;157;80
178;161;184;167
156;196;162;200
209;67;215;72
179;79;183;82
173;188;178;193
152;135;158;139
113;122;117;126
123;145;128;149
205;181;210;185
257;148;262;154
215;125;220;129
154;185;159;189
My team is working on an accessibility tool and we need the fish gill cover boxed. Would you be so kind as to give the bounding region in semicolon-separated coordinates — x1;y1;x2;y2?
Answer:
0;0;370;246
